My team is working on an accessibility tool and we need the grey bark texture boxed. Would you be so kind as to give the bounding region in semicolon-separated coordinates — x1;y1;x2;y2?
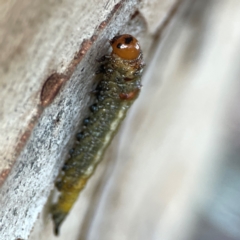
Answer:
1;0;240;240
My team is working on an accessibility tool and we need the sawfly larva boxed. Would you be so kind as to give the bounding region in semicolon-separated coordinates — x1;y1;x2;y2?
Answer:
51;34;144;235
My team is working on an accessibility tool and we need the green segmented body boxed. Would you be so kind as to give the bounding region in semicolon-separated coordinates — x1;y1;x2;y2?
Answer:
51;35;144;235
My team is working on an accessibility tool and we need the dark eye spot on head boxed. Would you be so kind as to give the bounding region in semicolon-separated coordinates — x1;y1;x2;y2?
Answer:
117;43;122;49
125;37;133;44
110;35;121;44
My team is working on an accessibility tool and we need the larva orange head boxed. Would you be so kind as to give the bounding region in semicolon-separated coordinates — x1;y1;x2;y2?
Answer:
110;34;141;60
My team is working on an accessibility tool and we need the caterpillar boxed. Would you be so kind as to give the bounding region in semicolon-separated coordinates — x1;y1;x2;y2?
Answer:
51;34;144;235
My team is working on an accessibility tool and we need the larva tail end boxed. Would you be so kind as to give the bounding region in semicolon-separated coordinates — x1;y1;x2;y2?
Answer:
51;205;67;236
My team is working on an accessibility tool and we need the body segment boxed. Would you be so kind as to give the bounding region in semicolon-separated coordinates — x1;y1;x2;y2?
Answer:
51;34;144;235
